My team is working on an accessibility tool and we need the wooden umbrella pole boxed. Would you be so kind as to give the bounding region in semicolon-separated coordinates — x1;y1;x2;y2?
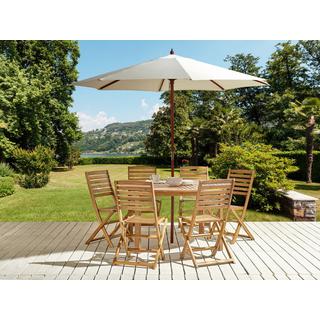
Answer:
169;78;175;243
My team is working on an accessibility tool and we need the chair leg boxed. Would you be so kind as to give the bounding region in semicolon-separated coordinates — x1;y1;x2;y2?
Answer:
86;221;113;247
230;209;254;244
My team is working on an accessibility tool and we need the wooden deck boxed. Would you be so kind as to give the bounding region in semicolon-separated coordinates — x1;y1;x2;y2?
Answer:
0;222;319;280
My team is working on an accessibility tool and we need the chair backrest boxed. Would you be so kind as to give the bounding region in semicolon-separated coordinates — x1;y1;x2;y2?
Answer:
128;166;156;180
114;180;158;223
180;166;208;180
85;170;116;211
227;169;255;209
195;179;235;216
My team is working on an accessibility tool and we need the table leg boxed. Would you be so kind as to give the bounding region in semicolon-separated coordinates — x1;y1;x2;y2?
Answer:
170;196;174;243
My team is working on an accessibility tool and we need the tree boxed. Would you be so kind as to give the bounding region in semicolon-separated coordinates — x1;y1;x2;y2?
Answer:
262;41;312;148
145;92;193;159
299;40;320;92
0;41;82;164
224;53;267;124
284;97;320;183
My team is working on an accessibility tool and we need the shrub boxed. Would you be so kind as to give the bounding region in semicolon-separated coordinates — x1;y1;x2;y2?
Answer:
206;142;298;212
12;145;56;188
66;147;81;170
0;162;15;177
0;177;15;197
18;173;49;189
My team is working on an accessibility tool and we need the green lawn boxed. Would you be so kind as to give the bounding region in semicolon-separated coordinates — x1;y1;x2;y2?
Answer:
0;164;319;221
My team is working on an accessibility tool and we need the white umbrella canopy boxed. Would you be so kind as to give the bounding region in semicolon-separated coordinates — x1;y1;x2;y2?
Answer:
76;51;268;91
76;50;268;243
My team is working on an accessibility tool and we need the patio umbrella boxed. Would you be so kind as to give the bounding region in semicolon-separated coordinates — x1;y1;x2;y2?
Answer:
75;49;268;242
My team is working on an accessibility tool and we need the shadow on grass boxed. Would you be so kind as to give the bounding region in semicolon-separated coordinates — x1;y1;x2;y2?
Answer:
295;183;320;191
52;167;71;172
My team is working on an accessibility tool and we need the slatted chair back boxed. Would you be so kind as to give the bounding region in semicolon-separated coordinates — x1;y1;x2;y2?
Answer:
85;170;116;206
227;169;255;210
114;180;158;223
180;166;208;180
195;179;234;213
128;166;157;180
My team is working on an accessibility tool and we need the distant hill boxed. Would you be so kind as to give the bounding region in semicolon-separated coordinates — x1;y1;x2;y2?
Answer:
76;119;152;154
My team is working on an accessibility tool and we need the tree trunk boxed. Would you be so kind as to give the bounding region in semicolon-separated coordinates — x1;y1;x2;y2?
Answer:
306;115;315;183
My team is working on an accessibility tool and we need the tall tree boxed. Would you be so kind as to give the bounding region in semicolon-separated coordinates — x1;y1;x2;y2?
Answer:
224;53;266;124
299;40;320;92
263;41;311;147
0;41;81;164
284;97;320;183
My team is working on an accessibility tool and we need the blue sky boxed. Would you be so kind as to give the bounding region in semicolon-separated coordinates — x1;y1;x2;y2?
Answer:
73;40;282;131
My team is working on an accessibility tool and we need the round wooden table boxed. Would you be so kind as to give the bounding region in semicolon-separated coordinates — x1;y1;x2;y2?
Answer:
154;181;199;243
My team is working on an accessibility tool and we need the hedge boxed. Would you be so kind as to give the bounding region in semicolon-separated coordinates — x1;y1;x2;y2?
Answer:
79;156;172;166
276;150;320;182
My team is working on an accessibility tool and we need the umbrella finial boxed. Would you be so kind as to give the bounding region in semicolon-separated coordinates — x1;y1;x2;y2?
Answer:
170;48;175;55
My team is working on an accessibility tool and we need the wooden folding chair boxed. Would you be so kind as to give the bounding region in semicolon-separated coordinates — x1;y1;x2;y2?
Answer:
179;179;235;268
226;169;255;244
128;165;156;180
178;166;209;219
113;180;167;269
128;165;162;214
85;170;120;247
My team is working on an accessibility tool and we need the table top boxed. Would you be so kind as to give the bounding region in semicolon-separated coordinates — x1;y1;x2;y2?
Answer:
154;181;198;196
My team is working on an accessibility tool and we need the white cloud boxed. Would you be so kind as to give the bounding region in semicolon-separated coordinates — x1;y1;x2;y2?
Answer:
140;98;148;109
148;103;161;117
139;98;163;119
77;111;116;132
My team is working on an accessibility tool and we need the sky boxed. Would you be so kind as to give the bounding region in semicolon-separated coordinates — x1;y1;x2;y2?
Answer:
73;40;282;131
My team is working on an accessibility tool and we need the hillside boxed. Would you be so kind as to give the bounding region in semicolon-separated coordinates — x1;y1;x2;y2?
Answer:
76;119;152;154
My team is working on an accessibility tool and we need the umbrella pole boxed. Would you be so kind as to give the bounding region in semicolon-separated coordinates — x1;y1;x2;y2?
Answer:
170;79;175;243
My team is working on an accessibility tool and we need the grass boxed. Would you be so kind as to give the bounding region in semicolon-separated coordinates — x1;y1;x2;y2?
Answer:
0;164;318;222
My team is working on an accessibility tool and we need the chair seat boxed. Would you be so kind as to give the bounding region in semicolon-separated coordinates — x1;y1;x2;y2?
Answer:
182;214;220;224
125;215;165;225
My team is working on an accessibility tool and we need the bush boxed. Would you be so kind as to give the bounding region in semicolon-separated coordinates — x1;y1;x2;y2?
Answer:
276;150;320;182
12;145;56;188
206;143;298;212
66;147;81;170
0;177;15;197
0;162;15;177
18;173;49;189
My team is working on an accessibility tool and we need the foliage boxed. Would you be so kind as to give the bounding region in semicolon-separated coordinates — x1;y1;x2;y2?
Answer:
207;143;298;212
79;155;171;166
12;145;56;188
0;41;82;164
18;173;49;189
0;162;15;177
285;97;320;182
224;53;267;124
66;146;81;170
0;177;15;197
145;92;193;158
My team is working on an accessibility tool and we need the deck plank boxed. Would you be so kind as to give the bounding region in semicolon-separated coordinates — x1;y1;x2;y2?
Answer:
0;222;319;280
